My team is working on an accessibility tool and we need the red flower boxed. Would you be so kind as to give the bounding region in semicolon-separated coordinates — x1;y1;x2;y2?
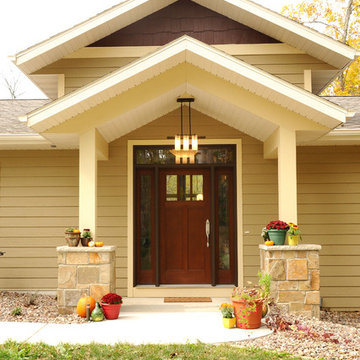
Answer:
266;220;289;230
101;293;123;304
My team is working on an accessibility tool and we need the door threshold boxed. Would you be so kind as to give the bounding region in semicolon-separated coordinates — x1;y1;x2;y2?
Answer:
130;285;234;298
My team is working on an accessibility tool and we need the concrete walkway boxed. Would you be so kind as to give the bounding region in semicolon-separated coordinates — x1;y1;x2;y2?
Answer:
0;298;272;345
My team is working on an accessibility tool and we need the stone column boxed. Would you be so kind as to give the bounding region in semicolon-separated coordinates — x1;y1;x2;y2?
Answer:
57;246;116;314
259;244;321;318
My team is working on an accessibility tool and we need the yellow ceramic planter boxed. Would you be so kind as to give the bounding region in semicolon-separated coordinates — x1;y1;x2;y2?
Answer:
222;317;236;329
288;234;300;246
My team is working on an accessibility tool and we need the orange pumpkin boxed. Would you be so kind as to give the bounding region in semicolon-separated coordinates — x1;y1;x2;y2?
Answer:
95;242;104;247
265;240;274;246
76;295;96;317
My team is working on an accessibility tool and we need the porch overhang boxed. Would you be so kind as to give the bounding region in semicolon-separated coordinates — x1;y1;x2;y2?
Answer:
22;36;350;149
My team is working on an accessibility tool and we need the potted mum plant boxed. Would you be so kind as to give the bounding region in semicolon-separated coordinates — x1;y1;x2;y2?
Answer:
100;292;123;320
265;220;289;245
231;272;271;329
287;223;302;246
219;303;236;328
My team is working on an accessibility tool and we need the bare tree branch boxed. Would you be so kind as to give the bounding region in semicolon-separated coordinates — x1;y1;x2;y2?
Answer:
1;69;25;99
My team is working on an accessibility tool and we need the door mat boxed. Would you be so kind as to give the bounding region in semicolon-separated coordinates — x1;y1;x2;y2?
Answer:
164;297;212;303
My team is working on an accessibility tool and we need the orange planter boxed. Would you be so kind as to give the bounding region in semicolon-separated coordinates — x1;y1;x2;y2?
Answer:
231;297;263;329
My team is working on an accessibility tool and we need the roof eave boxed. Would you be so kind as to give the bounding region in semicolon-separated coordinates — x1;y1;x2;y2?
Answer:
12;0;358;75
24;36;349;134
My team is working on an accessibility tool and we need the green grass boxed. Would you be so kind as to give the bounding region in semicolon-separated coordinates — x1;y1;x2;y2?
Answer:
0;341;318;360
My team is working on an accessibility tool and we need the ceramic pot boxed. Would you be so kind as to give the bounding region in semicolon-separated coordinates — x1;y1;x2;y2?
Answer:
65;232;80;247
231;297;263;329
267;229;287;245
288;234;300;246
222;317;236;329
101;302;121;320
81;237;92;246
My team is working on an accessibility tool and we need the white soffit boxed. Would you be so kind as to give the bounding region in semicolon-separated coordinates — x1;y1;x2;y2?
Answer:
97;83;277;143
12;0;357;74
25;36;349;134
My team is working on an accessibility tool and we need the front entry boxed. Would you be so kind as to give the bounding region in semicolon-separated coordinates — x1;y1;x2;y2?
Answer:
134;145;237;287
159;169;211;284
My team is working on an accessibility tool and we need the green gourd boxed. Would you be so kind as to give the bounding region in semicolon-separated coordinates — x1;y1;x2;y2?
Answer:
91;302;104;322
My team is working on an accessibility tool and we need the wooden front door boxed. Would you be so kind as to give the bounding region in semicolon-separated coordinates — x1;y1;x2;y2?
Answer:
159;169;211;284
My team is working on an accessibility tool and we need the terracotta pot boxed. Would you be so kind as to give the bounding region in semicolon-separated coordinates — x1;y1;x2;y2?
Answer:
101;302;121;320
231;297;263;329
222;317;236;329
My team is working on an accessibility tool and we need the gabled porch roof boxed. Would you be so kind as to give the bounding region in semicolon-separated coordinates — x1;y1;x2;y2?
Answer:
22;36;351;147
12;0;358;75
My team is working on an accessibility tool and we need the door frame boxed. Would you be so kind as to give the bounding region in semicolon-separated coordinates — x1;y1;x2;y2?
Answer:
127;139;243;297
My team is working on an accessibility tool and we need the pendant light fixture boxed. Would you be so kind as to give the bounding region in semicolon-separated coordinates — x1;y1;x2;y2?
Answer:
170;97;198;164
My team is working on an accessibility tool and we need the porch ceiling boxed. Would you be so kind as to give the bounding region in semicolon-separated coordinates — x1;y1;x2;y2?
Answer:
24;36;350;144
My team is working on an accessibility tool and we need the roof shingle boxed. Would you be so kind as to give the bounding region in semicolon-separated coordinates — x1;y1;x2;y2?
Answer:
0;99;49;134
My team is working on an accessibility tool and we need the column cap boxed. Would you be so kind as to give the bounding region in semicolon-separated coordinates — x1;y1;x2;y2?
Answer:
57;245;116;253
259;244;321;251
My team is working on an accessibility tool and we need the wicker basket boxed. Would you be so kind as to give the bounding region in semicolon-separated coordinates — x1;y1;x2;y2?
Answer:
65;232;81;247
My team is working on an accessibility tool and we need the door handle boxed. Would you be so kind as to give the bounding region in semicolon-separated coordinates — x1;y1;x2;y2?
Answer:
205;219;210;248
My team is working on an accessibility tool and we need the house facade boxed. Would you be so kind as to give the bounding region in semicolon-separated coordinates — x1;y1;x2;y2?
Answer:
1;0;360;310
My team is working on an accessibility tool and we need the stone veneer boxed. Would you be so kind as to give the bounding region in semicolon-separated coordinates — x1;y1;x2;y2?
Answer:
259;244;321;319
57;246;116;314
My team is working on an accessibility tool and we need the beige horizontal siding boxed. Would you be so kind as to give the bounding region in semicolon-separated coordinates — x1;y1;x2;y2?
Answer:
0;150;78;292
32;49;334;94
297;146;360;311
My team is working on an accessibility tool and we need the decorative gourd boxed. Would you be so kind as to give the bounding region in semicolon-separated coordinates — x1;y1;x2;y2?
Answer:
265;240;274;246
76;295;96;317
91;302;104;322
95;242;104;247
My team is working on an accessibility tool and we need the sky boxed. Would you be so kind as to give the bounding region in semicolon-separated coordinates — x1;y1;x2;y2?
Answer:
0;0;305;99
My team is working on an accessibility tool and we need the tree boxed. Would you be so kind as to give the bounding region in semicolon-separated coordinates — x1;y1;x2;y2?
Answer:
281;0;360;95
1;67;25;99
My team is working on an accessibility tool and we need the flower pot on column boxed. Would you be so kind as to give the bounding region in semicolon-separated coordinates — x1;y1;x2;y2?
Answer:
287;223;302;246
288;234;300;246
267;229;287;245
264;221;290;245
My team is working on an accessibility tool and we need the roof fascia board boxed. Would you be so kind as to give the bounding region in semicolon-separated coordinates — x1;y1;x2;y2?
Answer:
195;0;356;64
0;134;50;144
13;0;357;74
14;0;174;71
25;36;348;131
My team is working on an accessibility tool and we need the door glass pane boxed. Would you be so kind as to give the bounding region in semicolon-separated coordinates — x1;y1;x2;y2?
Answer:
179;175;191;201
218;175;230;270
166;175;177;201
140;175;152;270
192;175;204;201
